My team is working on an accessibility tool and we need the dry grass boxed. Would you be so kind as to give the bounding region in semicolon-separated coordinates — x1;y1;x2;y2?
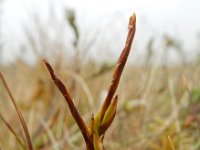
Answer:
0;13;200;150
0;72;33;150
0;60;200;149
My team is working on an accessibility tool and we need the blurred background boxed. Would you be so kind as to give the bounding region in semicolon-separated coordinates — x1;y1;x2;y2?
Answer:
0;0;200;149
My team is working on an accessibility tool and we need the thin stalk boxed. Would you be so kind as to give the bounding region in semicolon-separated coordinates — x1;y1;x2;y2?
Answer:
0;112;26;149
43;60;93;148
99;13;136;122
0;72;33;150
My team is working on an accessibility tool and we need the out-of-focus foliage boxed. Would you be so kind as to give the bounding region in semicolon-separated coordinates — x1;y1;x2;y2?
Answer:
0;5;200;150
192;86;200;103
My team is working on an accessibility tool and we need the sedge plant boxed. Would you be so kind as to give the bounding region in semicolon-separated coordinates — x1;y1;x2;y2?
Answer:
43;13;136;150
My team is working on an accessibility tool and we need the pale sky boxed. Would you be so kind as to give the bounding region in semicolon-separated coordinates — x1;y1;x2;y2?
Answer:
1;0;200;64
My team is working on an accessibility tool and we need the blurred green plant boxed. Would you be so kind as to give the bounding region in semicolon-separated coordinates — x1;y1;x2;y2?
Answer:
191;86;200;103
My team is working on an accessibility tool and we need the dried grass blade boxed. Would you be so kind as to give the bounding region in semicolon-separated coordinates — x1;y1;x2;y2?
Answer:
0;72;33;150
168;135;175;150
0;112;26;149
39;116;59;150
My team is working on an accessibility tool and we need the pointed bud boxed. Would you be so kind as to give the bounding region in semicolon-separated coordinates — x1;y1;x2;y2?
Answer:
99;96;118;135
93;110;102;136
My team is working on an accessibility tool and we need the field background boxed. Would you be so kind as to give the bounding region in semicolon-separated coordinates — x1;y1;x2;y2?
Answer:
0;0;200;149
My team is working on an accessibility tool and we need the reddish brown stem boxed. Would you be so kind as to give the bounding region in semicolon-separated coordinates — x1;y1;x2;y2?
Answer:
100;13;136;121
43;60;92;147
